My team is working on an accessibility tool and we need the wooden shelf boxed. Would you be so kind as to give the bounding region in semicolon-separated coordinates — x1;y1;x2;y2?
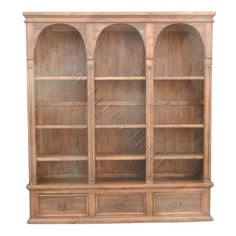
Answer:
95;100;203;107
36;125;87;129
154;124;204;128
154;100;204;106
154;153;203;160
96;178;145;184
95;124;146;129
38;178;88;184
96;154;145;161
37;100;146;107
39;178;146;185
36;101;87;106
153;176;201;182
96;101;144;106
154;76;204;80
35;76;87;81
37;155;88;162
95;76;145;81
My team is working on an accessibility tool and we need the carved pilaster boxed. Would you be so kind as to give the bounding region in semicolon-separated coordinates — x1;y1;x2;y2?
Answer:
203;57;212;182
87;58;96;184
146;59;154;184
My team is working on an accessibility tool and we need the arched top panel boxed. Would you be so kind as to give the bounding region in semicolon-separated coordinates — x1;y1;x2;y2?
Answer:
154;23;205;77
34;24;87;76
94;24;146;76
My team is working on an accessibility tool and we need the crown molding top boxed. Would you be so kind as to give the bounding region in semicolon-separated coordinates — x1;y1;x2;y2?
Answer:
23;12;215;23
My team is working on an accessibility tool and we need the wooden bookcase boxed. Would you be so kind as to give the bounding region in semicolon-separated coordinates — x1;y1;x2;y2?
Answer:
24;12;215;223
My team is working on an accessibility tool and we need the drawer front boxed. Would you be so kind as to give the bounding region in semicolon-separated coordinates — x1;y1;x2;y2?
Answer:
38;194;88;216
154;192;202;215
96;194;145;215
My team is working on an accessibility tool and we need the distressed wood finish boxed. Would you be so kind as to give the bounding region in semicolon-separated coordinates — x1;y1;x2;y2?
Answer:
24;12;214;224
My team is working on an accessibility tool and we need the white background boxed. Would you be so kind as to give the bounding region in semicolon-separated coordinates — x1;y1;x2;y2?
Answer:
0;0;235;235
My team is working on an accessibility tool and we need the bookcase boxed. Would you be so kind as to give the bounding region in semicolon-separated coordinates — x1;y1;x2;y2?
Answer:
24;12;214;223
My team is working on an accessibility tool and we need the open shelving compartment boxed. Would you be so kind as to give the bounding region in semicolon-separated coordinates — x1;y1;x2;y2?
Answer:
153;23;205;182
33;22;206;185
34;24;88;184
94;24;146;183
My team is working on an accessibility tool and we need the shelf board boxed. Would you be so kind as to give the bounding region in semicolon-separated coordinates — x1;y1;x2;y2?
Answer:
37;100;203;107
154;100;204;106
95;76;145;81
37;155;88;162
154;153;203;160
154;124;204;128
153;176;201;183
37;100;145;107
39;178;145;185
38;178;88;185
95;100;203;106
96;178;146;185
36;101;87;106
36;125;87;129
35;76;87;81
154;76;204;80
96;154;145;161
95;124;146;129
96;101;145;106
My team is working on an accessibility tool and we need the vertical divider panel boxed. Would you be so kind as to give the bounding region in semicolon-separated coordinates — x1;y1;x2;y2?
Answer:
89;193;96;216
87;58;96;184
27;23;37;184
204;58;212;182
203;22;213;182
146;192;153;215
145;23;154;184
87;23;96;184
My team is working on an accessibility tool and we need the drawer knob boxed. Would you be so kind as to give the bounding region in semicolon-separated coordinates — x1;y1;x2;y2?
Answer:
57;202;67;211
172;201;183;208
115;201;125;209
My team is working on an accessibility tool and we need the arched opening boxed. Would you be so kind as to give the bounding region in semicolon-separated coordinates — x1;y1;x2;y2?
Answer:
35;24;87;76
154;23;204;77
95;24;145;76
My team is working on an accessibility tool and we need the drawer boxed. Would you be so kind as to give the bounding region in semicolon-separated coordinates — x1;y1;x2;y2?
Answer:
154;192;202;215
96;193;145;215
38;194;88;216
